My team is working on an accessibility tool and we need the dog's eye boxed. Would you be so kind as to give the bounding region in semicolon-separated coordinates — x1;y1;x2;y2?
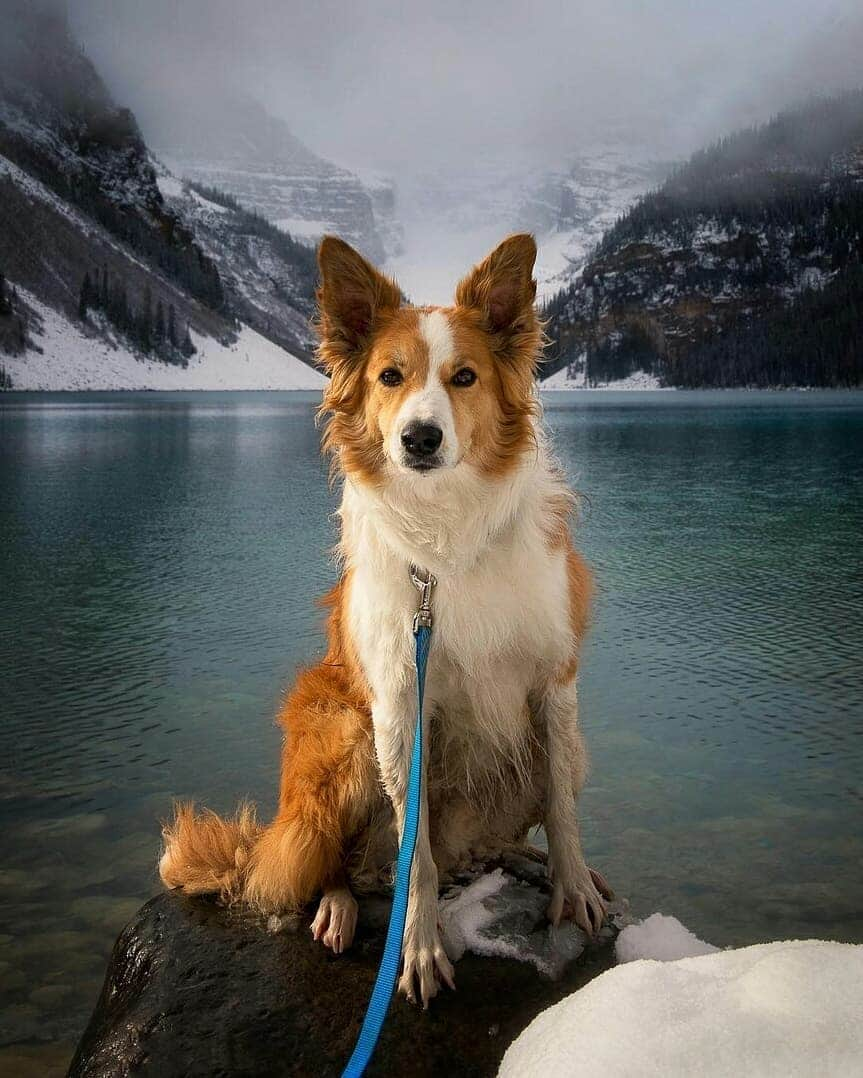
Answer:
379;368;403;387
452;368;477;387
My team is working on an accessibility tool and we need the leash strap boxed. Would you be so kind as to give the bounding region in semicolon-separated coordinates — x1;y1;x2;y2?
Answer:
342;620;432;1077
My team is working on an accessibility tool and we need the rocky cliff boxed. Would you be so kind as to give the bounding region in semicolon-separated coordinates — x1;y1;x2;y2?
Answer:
154;96;402;265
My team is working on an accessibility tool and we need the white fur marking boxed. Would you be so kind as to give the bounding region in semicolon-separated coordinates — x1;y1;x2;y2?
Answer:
420;309;454;379
388;311;459;470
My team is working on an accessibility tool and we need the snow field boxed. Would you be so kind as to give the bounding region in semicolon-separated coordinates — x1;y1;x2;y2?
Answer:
2;287;326;391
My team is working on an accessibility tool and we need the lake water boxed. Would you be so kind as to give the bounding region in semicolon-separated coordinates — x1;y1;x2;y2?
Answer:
1;390;862;1075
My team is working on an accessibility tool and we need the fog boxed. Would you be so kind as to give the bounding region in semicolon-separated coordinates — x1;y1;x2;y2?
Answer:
70;0;863;174
51;0;863;301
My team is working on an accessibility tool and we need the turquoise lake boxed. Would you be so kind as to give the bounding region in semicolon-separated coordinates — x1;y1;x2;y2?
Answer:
1;390;862;1073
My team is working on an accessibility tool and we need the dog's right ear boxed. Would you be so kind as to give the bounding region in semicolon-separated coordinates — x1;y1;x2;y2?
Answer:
316;237;401;365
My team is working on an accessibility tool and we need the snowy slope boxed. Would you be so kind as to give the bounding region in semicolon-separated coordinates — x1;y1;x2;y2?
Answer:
530;147;669;301
153;167;318;359
3;287;326;391
500;938;863;1077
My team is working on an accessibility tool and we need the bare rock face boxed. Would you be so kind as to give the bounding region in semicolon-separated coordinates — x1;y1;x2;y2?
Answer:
69;867;625;1078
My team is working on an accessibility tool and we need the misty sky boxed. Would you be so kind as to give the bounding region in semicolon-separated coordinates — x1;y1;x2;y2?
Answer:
71;0;863;176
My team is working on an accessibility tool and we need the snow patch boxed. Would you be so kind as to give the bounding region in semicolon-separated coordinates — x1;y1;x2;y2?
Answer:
156;173;184;200
274;217;333;243
499;939;863;1078
2;286;326;391
157;171;229;215
439;868;616;979
542;368;669;391
616;913;719;963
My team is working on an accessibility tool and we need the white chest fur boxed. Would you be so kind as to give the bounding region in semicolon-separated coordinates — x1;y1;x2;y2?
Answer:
340;450;573;781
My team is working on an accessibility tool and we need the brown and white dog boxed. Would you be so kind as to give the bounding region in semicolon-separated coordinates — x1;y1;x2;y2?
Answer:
159;233;610;1007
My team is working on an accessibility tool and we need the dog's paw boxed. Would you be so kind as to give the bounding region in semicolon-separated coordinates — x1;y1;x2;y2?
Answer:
547;865;612;936
311;887;358;954
397;930;455;1009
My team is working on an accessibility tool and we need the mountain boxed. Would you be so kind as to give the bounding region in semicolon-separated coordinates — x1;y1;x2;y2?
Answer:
524;148;670;300
387;151;667;305
152;96;402;264
0;5;324;390
541;92;863;388
153;173;319;362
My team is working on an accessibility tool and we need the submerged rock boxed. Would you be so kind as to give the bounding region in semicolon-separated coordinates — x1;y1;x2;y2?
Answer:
70;864;627;1077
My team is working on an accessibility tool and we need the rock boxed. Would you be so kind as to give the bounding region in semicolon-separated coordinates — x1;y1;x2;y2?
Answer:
70;866;626;1078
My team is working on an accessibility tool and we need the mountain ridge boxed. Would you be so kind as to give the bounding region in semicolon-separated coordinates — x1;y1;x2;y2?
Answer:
541;91;863;388
0;4;324;390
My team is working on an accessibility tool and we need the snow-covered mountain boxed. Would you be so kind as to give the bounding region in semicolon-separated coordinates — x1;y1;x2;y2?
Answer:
524;148;670;299
153;171;319;361
153;96;402;265
542;92;863;388
0;5;323;391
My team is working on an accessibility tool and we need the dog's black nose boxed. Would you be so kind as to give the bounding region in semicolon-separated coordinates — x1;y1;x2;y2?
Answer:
401;421;443;458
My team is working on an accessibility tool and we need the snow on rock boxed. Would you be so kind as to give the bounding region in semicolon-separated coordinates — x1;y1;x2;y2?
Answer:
498;939;863;1078
155;173;184;200
439;868;626;979
616;913;719;964
3;287;326;391
274;217;333;244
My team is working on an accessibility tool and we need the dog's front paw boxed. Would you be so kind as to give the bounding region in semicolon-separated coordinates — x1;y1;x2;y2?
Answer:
397;928;455;1009
547;864;612;936
311;887;358;954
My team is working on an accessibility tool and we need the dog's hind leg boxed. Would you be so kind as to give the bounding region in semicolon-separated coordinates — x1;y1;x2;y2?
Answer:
540;676;610;935
243;671;379;930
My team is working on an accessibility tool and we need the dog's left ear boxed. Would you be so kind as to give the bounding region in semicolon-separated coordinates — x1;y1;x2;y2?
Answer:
454;233;537;341
316;236;401;364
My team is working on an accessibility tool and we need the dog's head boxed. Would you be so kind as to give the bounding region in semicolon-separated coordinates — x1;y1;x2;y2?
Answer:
316;234;541;486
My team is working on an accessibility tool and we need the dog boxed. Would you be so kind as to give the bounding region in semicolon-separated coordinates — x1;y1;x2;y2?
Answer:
159;232;610;1007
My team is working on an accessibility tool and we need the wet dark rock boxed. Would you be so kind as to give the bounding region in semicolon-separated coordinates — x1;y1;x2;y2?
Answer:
70;871;622;1078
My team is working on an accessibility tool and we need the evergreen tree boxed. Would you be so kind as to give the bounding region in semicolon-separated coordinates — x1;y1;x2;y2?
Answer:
116;282;130;334
167;304;177;349
181;325;196;359
78;271;93;320
139;284;153;352
154;300;166;352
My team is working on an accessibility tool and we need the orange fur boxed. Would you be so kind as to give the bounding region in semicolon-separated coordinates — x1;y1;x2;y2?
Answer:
554;545;593;684
159;801;261;903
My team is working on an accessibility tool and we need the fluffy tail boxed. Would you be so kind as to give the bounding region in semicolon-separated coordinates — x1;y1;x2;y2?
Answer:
159;801;261;904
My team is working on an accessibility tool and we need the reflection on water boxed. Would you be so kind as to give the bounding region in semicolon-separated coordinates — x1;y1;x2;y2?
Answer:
1;390;862;1074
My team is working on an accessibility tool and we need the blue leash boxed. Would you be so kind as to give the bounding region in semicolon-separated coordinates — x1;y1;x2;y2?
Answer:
342;568;435;1078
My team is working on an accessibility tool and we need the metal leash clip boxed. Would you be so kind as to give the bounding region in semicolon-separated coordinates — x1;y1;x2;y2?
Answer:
410;564;436;633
